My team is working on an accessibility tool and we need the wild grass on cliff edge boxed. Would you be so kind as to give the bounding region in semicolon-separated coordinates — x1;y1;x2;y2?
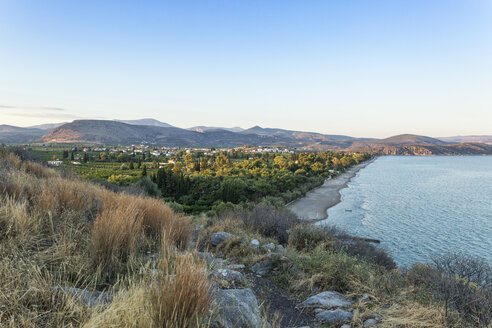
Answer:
0;148;209;327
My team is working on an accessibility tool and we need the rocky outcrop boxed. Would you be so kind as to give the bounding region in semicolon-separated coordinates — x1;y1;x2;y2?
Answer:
210;269;247;288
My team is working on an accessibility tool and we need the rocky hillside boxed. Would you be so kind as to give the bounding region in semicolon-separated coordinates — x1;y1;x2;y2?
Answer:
0;125;46;143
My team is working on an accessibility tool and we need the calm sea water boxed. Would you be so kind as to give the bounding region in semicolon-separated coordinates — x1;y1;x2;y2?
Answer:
318;156;492;267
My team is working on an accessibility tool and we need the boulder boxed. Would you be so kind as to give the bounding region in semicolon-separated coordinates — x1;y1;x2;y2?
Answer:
315;309;353;325
211;232;235;246
210;269;247;288
364;318;378;327
250;239;260;249
297;291;353;309
52;286;112;307
275;244;285;253
212;288;264;328
250;259;274;276
261;243;275;252
227;264;246;270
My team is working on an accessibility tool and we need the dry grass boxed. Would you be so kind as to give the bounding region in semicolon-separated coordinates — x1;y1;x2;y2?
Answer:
0;149;208;327
151;240;213;328
378;302;448;328
91;194;144;281
134;196;193;249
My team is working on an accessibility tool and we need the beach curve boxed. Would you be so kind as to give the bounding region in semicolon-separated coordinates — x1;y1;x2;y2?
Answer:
287;158;377;221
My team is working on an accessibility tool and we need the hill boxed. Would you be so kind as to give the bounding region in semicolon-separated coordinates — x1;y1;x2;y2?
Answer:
114;118;174;128
439;135;492;144
188;126;244;133
0;125;46;143
40;120;272;147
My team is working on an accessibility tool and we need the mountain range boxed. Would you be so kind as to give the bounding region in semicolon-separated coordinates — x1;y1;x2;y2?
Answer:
1;119;491;155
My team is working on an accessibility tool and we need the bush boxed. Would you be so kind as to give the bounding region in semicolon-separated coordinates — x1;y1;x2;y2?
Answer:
223;204;300;244
288;224;331;251
341;240;396;270
137;176;161;198
408;252;492;326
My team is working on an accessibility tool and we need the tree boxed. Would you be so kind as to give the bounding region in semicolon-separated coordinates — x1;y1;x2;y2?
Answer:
129;159;134;170
70;152;74;160
83;152;89;163
62;150;69;159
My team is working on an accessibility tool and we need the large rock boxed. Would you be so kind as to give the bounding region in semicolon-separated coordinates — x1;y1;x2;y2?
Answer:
212;288;264;328
210;269;247;288
211;232;235;246
52;286;112;307
297;291;352;309
316;309;353;324
261;243;275;252
250;239;260;249
250;259;274;276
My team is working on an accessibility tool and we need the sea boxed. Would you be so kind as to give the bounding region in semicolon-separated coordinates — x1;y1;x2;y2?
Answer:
317;156;492;267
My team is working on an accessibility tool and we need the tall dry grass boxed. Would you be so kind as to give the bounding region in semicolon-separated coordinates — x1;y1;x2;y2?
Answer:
151;240;213;328
133;196;192;249
0;149;209;327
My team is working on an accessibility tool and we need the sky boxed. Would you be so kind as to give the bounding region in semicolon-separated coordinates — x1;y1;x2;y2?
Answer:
0;0;491;138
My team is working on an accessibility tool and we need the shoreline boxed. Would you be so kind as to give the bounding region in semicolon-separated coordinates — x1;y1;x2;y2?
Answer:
287;157;377;222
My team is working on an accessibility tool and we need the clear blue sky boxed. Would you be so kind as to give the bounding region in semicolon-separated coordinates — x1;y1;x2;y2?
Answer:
1;0;491;137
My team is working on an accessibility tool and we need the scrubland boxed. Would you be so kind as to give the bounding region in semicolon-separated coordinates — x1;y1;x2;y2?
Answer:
0;148;490;327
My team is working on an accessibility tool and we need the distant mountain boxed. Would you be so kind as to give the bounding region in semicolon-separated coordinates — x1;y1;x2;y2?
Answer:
188;126;244;133
40;120;271;147
1;119;490;154
0;125;46;143
28;122;67;130
114;118;174;128
241;125;356;142
438;135;492;144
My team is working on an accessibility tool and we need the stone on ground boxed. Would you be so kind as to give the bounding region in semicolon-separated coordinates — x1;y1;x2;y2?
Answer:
297;291;353;309
211;232;235;246
315;309;353;324
212;288;264;328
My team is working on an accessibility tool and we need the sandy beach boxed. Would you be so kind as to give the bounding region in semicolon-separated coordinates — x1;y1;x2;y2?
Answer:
287;158;376;221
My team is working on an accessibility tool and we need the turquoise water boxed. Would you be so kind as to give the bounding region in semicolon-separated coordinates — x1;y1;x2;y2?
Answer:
318;156;492;267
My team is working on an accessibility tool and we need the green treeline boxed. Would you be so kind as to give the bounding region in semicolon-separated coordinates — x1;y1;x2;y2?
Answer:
150;151;372;213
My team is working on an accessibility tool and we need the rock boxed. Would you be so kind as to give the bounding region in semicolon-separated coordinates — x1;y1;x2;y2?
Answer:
52;286;112;307
197;251;215;264
341;325;352;328
250;239;260;249
298;291;353;309
250;259;274;276
211;258;229;270
360;293;371;302
315;309;353;325
211;232;235;246
261;243;275;252
192;224;205;243
212;288;264;328
227;264;246;270
364;318;378;327
275;244;285;252
210;269;246;288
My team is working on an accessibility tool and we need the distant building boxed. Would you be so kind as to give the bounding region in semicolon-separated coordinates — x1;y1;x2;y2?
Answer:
47;160;63;167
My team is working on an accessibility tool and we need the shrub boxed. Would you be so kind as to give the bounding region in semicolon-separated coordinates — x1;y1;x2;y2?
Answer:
288;224;331;251
407;252;492;326
293;247;373;294
341;240;396;270
137;176;161;197
223;204;299;244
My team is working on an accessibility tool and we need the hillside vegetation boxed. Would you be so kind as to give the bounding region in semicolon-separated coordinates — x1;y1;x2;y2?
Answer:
0;148;490;327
